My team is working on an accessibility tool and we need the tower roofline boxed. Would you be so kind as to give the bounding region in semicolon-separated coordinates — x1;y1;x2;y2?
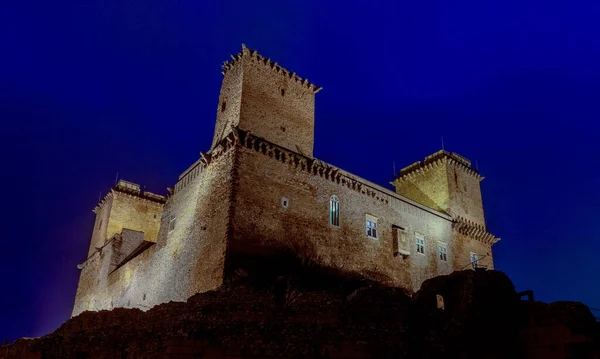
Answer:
395;150;484;182
221;44;322;93
92;180;166;214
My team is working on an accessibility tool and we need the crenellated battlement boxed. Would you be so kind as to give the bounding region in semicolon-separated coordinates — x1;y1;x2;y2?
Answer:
396;150;483;182
222;44;322;93
93;180;166;214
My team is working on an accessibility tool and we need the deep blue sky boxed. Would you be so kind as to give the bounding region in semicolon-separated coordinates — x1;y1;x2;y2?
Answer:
1;0;600;341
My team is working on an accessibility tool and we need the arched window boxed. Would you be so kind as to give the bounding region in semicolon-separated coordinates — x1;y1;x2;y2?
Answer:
329;195;339;227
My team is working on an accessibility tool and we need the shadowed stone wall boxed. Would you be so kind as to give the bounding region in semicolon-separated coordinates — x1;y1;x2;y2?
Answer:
227;133;494;292
72;143;237;316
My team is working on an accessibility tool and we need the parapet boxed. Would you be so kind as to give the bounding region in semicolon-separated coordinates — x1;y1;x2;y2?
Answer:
113;180;167;203
221;44;322;94
93;180;167;214
397;150;483;181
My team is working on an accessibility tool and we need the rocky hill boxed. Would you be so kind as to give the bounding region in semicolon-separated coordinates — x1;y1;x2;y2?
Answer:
1;253;597;358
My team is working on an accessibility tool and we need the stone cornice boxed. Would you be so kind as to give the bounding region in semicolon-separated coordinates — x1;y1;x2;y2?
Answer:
175;126;455;220
221;44;322;93
235;128;452;222
395;150;484;182
452;216;500;245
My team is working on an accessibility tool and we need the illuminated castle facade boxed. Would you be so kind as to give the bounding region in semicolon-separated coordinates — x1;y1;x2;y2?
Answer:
73;46;499;316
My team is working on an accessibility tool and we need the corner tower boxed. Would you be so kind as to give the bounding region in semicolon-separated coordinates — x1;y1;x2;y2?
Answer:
88;180;165;257
392;150;486;228
211;45;322;157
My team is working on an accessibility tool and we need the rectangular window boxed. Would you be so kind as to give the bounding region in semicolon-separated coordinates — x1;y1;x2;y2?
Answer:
366;214;377;239
415;233;425;254
329;195;339;227
168;214;176;233
439;245;447;261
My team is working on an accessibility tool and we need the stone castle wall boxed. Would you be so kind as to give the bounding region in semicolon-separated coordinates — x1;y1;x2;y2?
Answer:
446;161;486;228
238;50;317;157
227;132;493;291
72;142;237;316
88;190;163;258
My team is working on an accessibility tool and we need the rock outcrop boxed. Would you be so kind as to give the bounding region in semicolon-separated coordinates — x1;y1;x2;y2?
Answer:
1;263;597;359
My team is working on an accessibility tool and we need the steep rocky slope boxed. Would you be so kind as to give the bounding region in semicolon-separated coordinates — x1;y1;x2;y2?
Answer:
1;254;597;358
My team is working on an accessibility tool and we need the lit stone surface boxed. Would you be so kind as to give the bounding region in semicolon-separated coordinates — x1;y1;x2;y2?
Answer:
72;46;499;316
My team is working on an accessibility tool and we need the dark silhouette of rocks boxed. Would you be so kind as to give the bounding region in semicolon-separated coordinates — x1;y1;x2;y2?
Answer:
1;254;597;358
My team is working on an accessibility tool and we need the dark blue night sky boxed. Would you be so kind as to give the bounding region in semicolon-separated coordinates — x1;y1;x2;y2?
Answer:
1;0;599;341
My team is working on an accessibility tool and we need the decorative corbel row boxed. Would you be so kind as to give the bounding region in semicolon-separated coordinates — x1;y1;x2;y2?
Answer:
200;152;212;166
452;216;500;245
236;128;390;206
221;45;322;92
93;191;115;214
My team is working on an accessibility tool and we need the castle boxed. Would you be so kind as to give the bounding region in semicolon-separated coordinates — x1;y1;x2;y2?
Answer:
73;45;500;316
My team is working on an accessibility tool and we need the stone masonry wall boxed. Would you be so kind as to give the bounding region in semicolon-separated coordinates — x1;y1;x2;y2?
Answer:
227;135;491;292
393;162;449;213
105;191;163;243
238;49;316;157
216;46;319;158
88;194;113;257
446;162;486;228
454;232;494;270
211;57;244;150
393;153;487;228
72;145;236;316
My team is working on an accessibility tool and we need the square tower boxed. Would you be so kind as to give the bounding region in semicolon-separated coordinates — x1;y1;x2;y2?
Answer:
392;150;486;228
211;45;322;157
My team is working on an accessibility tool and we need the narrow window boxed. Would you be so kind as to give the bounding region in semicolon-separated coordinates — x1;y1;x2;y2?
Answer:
470;252;479;269
281;197;289;208
366;214;378;239
98;219;102;230
281;88;285;96
415;233;425;254
168;214;176;233
438;245;447;261
329;195;339;227
221;101;226;112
